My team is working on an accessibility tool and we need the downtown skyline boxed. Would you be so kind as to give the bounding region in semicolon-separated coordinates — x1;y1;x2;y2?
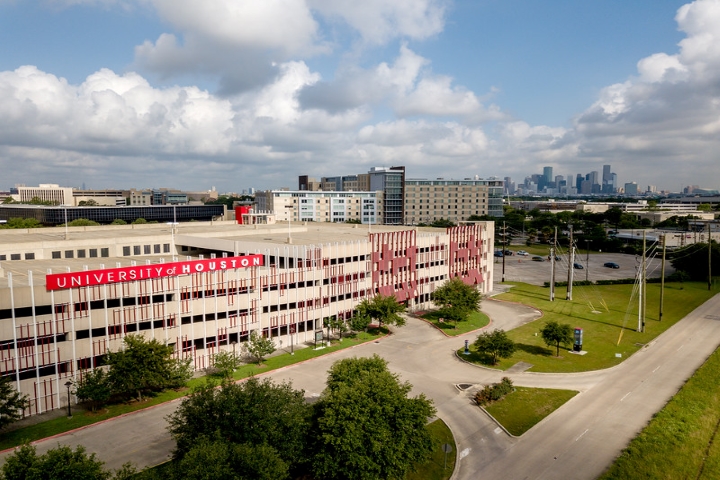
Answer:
1;0;719;193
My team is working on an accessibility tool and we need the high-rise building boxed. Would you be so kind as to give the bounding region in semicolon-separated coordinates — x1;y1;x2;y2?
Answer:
369;166;405;225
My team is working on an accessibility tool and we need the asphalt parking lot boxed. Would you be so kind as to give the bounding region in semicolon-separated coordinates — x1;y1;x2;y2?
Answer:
493;251;673;286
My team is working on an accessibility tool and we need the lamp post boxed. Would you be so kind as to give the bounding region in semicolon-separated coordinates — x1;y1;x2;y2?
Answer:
285;205;293;243
585;239;591;282
231;341;237;355
65;381;73;418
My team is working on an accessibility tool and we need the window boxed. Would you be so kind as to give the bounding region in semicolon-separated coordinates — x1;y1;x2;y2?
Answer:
163;244;170;253
0;255;5;261
52;251;61;259
123;246;131;256
10;254;21;261
25;253;35;260
154;244;160;254
89;249;98;258
101;248;109;257
77;250;86;258
144;245;151;255
65;250;74;259
133;246;141;255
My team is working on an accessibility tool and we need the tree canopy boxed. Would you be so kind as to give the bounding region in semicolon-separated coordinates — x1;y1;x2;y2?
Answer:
167;377;312;471
105;335;192;401
540;320;574;357
432;276;481;318
74;368;112;412
310;355;436;480
246;331;275;364
173;438;290;480
0;443;135;480
0;376;29;430
354;294;406;328
670;241;719;281
473;329;516;364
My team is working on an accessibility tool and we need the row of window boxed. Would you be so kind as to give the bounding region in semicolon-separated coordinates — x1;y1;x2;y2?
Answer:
122;244;171;256
51;248;110;259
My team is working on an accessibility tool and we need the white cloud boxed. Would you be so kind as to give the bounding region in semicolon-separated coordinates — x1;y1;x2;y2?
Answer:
0;66;234;155
309;0;448;45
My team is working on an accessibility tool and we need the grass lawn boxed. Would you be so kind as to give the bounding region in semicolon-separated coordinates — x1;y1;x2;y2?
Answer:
0;329;387;451
417;310;490;336
462;280;719;372
483;387;578;436
405;419;456;480
599;346;720;480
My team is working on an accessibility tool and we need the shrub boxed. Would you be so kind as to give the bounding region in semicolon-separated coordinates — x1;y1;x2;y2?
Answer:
475;377;513;406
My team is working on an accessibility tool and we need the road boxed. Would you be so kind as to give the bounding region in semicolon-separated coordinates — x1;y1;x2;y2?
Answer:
2;292;719;480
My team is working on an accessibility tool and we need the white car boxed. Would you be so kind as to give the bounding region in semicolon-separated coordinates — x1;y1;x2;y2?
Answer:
516;250;529;256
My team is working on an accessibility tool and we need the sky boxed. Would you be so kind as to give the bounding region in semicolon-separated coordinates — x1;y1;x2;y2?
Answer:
0;0;718;194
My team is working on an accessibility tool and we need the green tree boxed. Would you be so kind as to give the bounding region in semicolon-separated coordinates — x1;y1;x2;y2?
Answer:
430;218;455;228
670;241;720;281
0;444;110;480
354;294;406;328
132;218;148;224
28;196;53;206
75;368;112;412
105;335;192;401
540;320;574;357
167;377;312;472
110;219;127;225
473;329;516;364
68;218;100;226
348;313;371;332
0;218;43;229
78;199;99;206
174;438;289;480
246;331;275;364
432;276;481;318
0;376;29;430
208;351;242;379
310;355;436;480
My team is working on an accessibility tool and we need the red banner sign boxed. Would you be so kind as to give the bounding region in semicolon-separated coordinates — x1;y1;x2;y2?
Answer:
46;254;264;291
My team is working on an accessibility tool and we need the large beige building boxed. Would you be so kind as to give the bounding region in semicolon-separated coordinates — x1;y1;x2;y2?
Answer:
0;221;494;417
404;178;504;224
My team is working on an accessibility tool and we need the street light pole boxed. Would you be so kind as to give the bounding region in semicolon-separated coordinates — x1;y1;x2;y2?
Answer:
585;239;590;282
65;381;73;418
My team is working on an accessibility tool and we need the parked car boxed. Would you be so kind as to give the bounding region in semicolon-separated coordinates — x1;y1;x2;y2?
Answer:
516;250;529;256
604;262;620;269
503;250;513;256
494;251;504;257
548;255;561;261
573;263;584;269
532;256;545;262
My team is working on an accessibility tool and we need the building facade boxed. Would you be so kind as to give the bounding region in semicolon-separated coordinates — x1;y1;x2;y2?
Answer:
0;221;494;417
404;178;504;224
255;191;384;224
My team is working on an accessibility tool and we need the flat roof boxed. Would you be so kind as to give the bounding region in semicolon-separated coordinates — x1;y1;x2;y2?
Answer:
0;221;467;288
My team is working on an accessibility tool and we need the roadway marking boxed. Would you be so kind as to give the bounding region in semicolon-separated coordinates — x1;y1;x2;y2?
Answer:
621;392;632;402
677;344;685;352
494;427;503;434
575;429;589;442
459;448;471;459
653;365;661;373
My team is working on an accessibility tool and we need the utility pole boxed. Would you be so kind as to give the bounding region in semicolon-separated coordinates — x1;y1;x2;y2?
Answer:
502;221;506;283
709;221;713;291
585;239;590;282
659;234;666;322
550;227;557;301
566;225;574;300
638;231;646;332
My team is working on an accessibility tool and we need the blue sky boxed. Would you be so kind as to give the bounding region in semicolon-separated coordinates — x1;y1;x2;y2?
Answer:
0;0;717;193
